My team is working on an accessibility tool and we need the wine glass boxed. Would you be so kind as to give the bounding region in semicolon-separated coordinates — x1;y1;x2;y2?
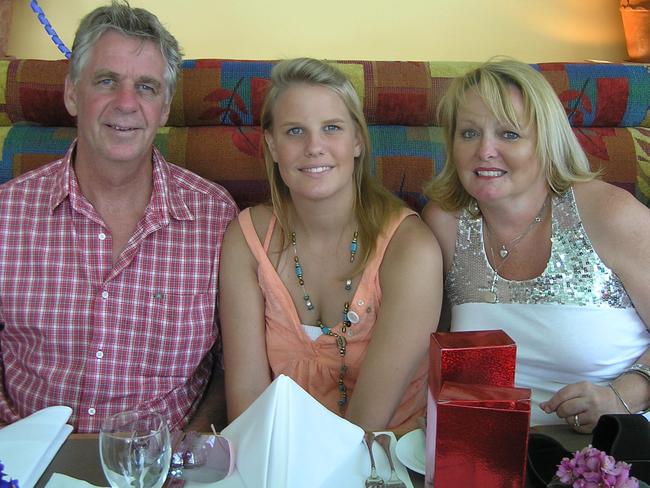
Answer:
99;410;172;488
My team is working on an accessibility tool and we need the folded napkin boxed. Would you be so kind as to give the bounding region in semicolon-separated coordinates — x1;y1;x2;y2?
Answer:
45;473;104;488
0;406;73;488
216;375;412;488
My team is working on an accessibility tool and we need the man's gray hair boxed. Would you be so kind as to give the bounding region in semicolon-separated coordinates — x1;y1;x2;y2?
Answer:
69;0;182;102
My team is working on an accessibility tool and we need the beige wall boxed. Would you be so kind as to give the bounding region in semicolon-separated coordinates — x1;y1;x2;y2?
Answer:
7;0;629;62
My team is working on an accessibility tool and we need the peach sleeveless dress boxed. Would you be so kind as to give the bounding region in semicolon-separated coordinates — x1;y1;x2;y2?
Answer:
238;207;427;434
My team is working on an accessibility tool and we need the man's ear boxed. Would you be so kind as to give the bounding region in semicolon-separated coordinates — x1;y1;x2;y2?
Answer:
159;100;171;127
264;130;279;162
63;76;78;117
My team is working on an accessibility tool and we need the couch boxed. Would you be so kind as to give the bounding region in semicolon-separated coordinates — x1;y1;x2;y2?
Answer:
0;59;648;430
1;59;649;212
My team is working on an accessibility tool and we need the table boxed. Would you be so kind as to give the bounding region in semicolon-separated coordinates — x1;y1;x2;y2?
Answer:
35;425;590;487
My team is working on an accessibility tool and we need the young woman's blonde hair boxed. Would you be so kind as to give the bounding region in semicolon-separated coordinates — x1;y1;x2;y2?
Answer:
424;58;598;213
260;57;403;273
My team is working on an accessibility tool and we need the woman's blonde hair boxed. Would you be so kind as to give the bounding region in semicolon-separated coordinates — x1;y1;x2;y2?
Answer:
260;58;403;272
424;57;598;212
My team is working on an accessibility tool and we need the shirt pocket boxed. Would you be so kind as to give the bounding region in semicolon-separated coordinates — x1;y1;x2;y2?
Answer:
140;292;216;378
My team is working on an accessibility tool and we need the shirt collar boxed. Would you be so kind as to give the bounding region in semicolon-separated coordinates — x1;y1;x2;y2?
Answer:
149;146;194;222
48;141;194;223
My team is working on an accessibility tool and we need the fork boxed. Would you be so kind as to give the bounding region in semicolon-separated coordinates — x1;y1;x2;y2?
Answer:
364;431;385;487
376;433;407;488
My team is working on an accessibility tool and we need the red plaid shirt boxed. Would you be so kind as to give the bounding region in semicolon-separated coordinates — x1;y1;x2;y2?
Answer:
0;142;237;432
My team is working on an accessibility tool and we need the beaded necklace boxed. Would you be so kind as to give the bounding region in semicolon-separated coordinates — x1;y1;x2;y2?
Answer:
290;229;358;410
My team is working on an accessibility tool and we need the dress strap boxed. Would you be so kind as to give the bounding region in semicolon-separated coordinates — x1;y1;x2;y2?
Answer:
262;214;277;252
237;208;278;263
363;208;417;275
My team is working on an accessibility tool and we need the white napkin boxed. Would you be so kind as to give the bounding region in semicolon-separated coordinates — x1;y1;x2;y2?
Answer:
215;375;413;488
218;374;363;488
45;473;104;488
0;406;73;488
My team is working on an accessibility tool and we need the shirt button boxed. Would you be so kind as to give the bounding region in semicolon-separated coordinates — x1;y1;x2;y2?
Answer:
101;291;109;299
88;407;96;416
96;351;104;359
98;233;106;241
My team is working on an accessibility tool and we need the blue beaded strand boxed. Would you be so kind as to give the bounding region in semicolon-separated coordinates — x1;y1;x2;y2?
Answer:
350;231;358;262
30;1;71;59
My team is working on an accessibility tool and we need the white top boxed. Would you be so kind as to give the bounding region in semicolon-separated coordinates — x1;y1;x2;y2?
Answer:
447;189;650;425
301;324;322;342
452;303;650;425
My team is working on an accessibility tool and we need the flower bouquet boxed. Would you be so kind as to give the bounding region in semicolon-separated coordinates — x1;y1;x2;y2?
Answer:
548;445;649;488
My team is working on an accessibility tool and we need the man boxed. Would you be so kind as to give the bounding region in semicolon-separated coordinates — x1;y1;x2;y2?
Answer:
0;1;237;432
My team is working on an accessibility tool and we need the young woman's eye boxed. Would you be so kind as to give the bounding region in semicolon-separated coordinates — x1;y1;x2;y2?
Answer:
502;130;520;140
324;124;341;132
286;127;303;136
459;128;478;139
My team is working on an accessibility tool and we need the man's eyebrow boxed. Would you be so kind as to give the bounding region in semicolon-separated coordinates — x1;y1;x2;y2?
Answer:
92;69;119;81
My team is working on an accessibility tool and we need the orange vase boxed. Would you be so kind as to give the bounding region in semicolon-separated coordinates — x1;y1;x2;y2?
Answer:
620;0;650;62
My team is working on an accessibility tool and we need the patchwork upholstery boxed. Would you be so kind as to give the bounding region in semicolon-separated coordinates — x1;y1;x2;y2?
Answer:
1;59;649;210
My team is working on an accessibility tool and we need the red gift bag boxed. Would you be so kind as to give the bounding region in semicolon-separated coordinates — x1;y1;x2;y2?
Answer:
434;382;531;488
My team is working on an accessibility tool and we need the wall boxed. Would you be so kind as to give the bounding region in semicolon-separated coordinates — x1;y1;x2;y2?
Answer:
6;0;629;62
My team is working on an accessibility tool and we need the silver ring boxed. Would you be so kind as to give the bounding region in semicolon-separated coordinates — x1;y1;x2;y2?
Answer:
573;414;580;428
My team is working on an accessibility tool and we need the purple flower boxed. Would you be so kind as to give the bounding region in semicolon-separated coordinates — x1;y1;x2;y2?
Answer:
558;460;576;483
0;461;19;488
554;446;639;488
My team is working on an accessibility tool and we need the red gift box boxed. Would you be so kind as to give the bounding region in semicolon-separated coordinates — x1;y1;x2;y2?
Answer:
425;330;530;488
429;330;517;396
434;382;531;488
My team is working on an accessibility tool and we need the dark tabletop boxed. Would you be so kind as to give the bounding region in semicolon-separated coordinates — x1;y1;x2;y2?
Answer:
35;424;590;488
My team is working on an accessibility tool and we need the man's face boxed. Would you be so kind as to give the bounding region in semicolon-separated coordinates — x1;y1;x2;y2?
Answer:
64;30;171;169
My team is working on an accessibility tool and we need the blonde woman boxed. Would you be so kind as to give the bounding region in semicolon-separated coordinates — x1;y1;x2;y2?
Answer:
423;58;650;432
220;58;442;434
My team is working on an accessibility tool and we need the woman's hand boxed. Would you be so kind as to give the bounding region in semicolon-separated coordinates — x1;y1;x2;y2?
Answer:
539;381;624;433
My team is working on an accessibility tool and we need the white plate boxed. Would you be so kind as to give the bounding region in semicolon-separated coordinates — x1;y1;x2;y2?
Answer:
395;428;425;475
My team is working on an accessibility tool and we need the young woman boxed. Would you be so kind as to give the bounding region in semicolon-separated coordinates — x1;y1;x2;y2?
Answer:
219;58;442;434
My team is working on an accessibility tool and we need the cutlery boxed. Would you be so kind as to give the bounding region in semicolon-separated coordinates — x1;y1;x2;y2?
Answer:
376;433;407;488
364;431;385;487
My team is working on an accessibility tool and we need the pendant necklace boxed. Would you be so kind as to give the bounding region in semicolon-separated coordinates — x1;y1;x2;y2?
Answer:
482;195;549;303
290;229;359;410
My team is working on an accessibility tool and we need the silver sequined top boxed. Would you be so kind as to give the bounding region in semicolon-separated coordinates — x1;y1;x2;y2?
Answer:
446;188;633;308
